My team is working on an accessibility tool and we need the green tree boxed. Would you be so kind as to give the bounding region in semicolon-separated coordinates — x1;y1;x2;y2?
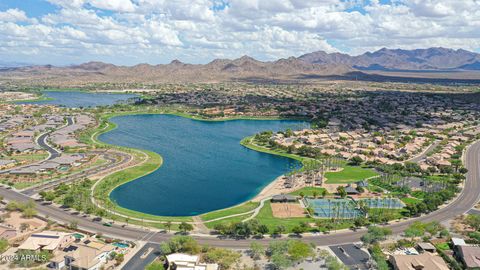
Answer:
0;238;8;254
465;214;480;230
361;226;392;245
404;222;425;238
349;156;363;166
160;236;200;255
203;247;241;270
145;261;165;270
69;221;78;230
354;216;368;228
336;186;347;198
272;225;286;236
22;207;37;218
115;253;124;266
287;240;314;261
164;221;172;232
249;242;264;260
5;201;18;211
271;252;292;269
179;222;194;234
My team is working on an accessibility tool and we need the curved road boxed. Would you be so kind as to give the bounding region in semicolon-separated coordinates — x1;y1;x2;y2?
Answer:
21;150;131;196
0;141;479;248
0;117;72;174
37;116;74;160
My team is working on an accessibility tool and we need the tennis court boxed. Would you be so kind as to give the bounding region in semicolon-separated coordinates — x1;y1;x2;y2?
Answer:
304;198;363;219
359;198;405;209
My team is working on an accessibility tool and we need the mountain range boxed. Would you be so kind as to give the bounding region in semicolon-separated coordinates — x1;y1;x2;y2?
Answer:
1;47;479;84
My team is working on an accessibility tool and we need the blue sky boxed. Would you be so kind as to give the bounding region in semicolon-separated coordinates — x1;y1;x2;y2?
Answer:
0;0;479;65
0;0;57;17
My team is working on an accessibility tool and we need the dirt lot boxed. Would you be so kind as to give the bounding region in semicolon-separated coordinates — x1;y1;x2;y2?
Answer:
271;203;306;218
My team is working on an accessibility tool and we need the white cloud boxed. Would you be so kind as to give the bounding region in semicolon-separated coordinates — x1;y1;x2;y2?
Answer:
88;0;136;13
0;9;30;23
0;0;479;65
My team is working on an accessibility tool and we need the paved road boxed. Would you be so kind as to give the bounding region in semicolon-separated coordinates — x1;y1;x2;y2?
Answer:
37;132;61;160
121;243;161;270
408;140;440;163
20;151;131;196
0;117;72;174
37;116;74;160
0;141;479;248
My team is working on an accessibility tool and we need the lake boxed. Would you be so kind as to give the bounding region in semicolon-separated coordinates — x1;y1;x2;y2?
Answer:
99;114;307;216
21;91;138;108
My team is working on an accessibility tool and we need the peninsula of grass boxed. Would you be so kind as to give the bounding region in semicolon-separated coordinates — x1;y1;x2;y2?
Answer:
325;165;379;184
240;136;311;164
200;201;260;221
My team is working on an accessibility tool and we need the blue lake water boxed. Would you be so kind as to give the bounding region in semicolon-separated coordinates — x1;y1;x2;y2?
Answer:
99;114;308;216
21;91;138;108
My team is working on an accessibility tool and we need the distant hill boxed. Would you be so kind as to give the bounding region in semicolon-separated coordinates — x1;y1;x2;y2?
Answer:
0;61;33;69
1;47;479;84
299;47;480;71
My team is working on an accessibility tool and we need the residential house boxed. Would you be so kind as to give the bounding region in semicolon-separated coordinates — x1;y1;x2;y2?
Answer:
389;253;449;270
166;253;219;270
455;244;480;269
18;231;74;252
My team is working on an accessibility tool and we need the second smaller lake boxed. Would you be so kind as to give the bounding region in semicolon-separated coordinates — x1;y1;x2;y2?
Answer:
21;91;138;108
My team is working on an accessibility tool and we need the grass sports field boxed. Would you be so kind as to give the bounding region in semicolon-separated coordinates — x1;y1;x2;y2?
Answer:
325;166;378;184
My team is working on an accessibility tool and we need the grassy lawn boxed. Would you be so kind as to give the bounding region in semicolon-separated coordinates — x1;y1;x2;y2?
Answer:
325;166;379;184
12;181;38;189
368;208;406;220
253;201;314;232
425;175;453;182
200;201;260;221
12;153;48;162
435;242;451;251
205;214;252;229
401;197;422;205
289;187;327;197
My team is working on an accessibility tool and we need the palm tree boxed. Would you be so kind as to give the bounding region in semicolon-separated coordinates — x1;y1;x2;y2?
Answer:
321;189;327;198
164;221;172;232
